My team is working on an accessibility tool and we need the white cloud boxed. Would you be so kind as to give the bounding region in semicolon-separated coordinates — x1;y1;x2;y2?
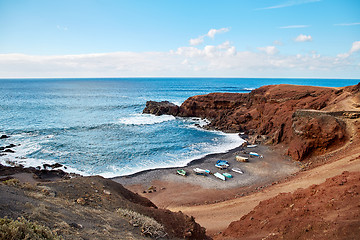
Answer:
334;22;360;26
176;41;237;58
337;53;350;58
257;0;321;10
207;28;230;38
295;34;312;42
337;41;360;58
189;27;230;46
217;41;231;49
279;25;310;29
350;41;360;54
257;46;279;55
189;37;204;46
1;40;359;79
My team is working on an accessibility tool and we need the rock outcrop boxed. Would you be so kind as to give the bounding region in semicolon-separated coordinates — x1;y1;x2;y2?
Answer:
287;113;347;160
143;100;179;116
144;83;360;160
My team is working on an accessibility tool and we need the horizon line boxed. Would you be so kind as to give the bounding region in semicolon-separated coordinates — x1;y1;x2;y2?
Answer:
0;76;359;80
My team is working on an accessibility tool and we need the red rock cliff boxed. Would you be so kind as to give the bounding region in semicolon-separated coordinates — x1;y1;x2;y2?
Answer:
145;83;360;161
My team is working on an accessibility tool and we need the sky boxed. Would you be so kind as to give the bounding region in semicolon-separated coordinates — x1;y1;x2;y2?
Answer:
0;0;359;78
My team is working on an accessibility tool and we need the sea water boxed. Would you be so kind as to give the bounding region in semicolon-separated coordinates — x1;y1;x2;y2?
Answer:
0;78;358;177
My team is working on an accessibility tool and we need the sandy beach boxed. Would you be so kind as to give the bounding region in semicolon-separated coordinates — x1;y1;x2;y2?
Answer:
113;143;300;207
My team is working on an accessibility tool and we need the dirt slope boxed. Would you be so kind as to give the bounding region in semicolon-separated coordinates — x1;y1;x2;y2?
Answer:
219;170;360;240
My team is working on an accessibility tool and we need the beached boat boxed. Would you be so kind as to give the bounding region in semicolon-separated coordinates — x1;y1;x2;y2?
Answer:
235;155;249;162
193;168;210;175
249;152;260;157
222;172;233;178
232;168;243;174
214;172;226;181
246;144;257;148
215;160;229;169
215;163;228;169
177;169;187;176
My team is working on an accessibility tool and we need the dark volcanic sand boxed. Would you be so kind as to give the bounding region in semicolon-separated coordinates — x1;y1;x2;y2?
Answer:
113;144;300;190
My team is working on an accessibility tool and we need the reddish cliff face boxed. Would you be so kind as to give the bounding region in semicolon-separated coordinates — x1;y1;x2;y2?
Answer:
145;83;360;161
178;84;357;160
179;84;341;137
287;114;347;160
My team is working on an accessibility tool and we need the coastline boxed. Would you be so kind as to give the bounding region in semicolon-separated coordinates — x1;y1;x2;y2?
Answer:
113;142;300;192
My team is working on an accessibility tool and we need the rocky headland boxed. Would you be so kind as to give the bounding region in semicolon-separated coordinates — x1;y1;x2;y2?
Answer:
144;83;360;161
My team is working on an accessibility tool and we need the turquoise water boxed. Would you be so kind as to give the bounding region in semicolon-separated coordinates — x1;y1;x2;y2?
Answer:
0;78;358;177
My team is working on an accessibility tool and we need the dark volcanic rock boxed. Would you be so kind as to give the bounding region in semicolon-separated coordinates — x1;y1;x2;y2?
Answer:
0;135;9;139
5;144;16;149
3;149;15;153
43;163;63;169
143;101;179;116
0;164;68;180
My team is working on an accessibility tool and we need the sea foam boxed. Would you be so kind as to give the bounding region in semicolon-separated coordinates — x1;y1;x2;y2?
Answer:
94;131;245;177
118;113;176;125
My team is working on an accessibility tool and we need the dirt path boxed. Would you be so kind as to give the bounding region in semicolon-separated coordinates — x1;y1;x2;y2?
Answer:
168;152;360;235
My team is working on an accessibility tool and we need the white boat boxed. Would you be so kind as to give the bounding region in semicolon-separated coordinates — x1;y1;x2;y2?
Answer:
246;144;257;148
214;172;226;181
232;168;243;174
235;155;249;162
193;168;210;175
249;152;260;157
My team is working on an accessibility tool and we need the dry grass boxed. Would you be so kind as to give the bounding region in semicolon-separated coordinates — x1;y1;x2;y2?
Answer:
0;216;62;240
1;178;20;187
117;208;167;239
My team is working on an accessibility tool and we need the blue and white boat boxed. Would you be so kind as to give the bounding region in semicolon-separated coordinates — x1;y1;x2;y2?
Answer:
193;168;210;175
249;152;260;157
215;160;229;169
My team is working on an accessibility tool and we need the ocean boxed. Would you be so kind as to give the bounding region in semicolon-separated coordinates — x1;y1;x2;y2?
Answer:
0;78;358;177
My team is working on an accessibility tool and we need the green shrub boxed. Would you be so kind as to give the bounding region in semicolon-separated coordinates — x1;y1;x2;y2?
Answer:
117;208;167;238
0;217;62;240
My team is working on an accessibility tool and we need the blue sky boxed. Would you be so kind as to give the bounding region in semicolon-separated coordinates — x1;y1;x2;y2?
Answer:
0;0;359;78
